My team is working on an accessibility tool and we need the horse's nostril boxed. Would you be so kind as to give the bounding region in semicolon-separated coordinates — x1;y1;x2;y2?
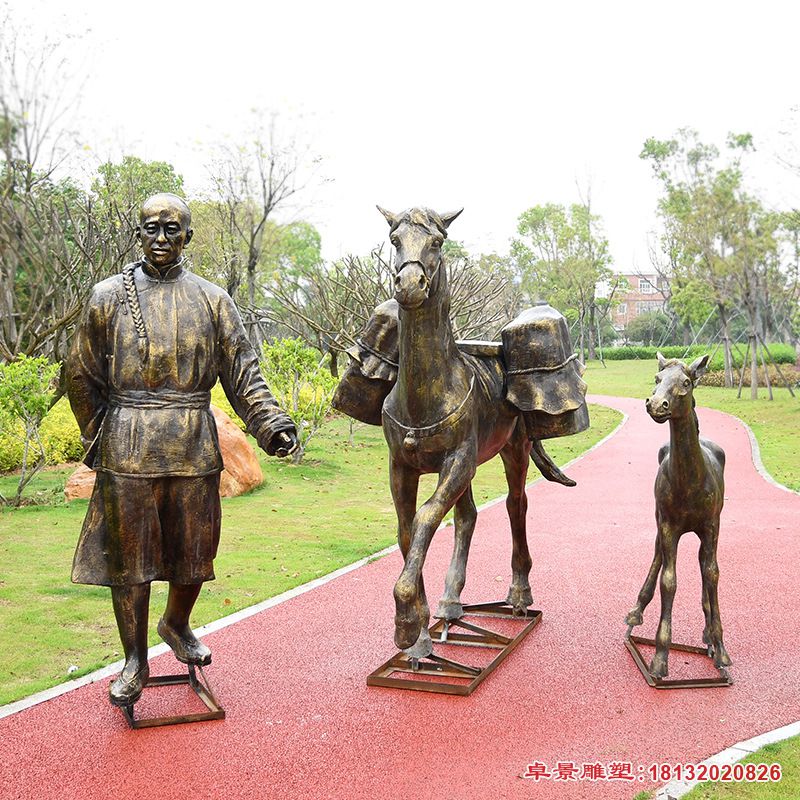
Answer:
418;276;426;288
662;400;669;409
394;275;401;287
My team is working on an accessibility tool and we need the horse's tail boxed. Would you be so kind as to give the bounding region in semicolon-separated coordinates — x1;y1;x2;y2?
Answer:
530;439;577;487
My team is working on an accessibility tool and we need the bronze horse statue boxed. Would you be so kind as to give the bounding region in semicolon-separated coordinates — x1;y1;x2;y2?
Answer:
625;353;731;679
337;207;588;659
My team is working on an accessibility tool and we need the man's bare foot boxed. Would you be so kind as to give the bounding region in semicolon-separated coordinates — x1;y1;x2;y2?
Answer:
157;618;211;665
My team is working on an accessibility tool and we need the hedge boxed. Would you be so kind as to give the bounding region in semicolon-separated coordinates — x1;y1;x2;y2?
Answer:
599;343;797;372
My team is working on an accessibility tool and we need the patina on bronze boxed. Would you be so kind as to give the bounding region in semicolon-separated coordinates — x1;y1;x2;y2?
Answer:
625;353;731;687
334;207;588;669
67;193;298;716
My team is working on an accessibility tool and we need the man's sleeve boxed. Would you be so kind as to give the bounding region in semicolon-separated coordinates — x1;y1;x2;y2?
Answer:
66;287;109;466
216;293;296;452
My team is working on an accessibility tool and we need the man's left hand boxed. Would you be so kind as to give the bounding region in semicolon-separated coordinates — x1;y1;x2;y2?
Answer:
268;430;299;458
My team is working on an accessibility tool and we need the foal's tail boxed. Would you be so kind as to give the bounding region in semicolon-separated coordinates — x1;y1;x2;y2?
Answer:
530;439;577;487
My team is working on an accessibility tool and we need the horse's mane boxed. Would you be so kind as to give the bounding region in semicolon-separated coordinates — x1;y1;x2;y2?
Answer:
388;208;451;239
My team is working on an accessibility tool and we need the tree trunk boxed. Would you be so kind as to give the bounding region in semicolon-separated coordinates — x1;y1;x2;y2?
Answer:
718;304;733;388
328;347;339;378
587;303;597;359
749;334;759;400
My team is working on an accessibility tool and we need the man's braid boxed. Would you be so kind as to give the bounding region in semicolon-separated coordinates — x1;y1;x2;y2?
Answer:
122;262;149;363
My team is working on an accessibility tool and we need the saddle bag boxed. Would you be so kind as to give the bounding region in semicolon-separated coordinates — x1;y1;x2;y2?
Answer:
331;299;399;426
500;302;589;439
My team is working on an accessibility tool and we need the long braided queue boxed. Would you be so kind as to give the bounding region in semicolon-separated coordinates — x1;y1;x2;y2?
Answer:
122;262;149;364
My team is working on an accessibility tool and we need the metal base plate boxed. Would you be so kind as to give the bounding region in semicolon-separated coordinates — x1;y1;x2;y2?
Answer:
367;601;542;696
119;664;226;728
625;635;732;689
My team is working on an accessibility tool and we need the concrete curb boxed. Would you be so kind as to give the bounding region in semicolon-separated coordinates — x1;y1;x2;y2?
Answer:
0;404;628;721
655;721;800;799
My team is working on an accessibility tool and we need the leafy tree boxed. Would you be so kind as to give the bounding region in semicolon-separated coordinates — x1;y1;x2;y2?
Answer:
640;129;752;386
511;202;618;360
623;312;679;347
0;355;60;505
260;338;338;464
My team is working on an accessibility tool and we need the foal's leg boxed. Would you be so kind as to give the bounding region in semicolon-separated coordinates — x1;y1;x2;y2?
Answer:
500;430;533;613
625;533;663;627
650;525;679;679
699;519;731;669
394;454;474;652
436;484;477;620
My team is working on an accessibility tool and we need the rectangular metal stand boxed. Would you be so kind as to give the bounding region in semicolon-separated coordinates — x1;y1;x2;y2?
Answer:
120;664;226;728
367;602;542;696
625;635;732;689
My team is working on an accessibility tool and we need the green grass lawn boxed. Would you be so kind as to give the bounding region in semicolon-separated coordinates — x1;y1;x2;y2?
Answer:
0;404;620;706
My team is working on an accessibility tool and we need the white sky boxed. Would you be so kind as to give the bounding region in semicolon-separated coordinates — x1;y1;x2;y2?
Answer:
7;0;800;271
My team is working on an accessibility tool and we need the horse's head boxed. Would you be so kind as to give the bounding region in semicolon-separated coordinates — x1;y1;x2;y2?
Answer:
377;206;463;309
646;352;709;423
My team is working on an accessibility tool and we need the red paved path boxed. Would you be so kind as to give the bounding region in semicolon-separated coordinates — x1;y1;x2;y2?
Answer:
2;396;798;800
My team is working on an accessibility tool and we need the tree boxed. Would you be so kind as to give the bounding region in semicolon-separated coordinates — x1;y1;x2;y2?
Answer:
641;130;750;386
260;244;519;377
0;355;60;505
260;338;338;464
202;113;313;345
511;202;617;361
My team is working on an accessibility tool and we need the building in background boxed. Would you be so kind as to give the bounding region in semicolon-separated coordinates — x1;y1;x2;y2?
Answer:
610;273;668;332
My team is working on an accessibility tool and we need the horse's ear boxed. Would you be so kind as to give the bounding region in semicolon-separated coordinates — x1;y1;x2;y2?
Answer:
656;351;668;370
688;354;710;384
439;208;464;230
377;206;399;228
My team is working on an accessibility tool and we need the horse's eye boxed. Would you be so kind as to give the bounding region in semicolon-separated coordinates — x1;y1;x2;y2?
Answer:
390;237;399;248
655;376;661;384
684;379;690;387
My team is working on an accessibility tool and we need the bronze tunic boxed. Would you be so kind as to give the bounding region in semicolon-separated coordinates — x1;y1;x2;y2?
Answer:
67;260;294;585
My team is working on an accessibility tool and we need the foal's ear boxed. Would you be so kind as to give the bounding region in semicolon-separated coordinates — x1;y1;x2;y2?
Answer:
688;354;710;384
656;351;668;370
439;208;464;229
376;206;399;228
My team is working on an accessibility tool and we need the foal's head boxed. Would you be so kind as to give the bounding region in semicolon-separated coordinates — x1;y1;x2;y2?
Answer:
646;352;710;423
377;206;462;309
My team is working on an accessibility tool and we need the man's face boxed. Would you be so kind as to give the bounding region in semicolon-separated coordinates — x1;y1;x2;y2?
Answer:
137;199;193;267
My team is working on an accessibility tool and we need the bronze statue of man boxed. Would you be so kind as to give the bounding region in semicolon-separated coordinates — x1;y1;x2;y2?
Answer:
67;193;298;707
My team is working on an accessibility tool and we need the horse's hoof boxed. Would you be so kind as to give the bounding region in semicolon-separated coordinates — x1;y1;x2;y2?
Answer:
402;628;433;659
625;609;643;627
713;645;732;669
649;653;669;679
506;586;533;612
435;599;463;620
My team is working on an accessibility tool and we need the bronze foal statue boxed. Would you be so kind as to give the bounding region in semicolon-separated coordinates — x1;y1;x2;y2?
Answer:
625;353;731;679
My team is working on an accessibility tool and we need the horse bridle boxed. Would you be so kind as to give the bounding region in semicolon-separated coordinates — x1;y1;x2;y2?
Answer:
394;253;443;301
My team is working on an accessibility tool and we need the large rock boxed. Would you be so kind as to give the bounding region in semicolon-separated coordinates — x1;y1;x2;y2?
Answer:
64;405;264;500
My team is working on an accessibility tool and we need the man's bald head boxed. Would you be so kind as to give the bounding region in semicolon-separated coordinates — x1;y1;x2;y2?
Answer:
137;193;194;269
139;193;192;227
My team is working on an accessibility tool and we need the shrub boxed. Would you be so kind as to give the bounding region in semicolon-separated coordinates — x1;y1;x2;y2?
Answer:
260;338;338;464
0;356;61;504
600;343;796;372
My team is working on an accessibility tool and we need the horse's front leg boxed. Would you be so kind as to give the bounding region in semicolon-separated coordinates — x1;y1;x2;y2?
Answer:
394;454;474;654
436;484;477;621
650;525;679;679
389;458;420;561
